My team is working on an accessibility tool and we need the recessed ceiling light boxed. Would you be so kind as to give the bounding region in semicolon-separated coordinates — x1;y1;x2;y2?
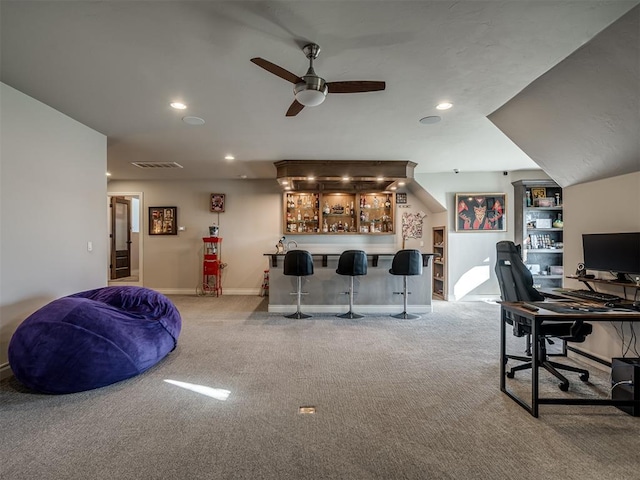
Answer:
170;102;187;110
376;176;384;182
182;116;205;126
239;175;247;179
225;155;235;161
342;176;350;181
436;102;453;110
419;116;442;124
281;180;288;185
390;186;397;190
398;181;406;186
284;186;291;191
106;172;112;177
307;176;315;181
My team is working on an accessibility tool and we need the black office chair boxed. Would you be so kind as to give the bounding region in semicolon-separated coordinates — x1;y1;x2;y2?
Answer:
389;249;423;319
495;241;592;391
336;250;368;319
283;250;314;319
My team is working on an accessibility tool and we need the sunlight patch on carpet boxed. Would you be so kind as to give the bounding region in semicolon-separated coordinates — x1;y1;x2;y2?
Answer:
164;379;230;400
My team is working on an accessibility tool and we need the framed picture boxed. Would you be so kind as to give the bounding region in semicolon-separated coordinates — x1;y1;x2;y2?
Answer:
455;193;506;231
530;187;546;199
149;206;177;235
210;193;225;212
396;192;407;204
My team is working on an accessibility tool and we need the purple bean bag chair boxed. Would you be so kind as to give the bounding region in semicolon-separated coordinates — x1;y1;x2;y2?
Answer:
8;286;181;394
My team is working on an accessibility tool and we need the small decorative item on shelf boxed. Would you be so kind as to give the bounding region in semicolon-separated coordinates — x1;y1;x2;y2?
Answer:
552;214;564;228
526;190;532;207
555;193;561;206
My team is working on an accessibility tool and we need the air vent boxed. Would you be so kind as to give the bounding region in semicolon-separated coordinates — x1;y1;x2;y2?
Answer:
131;162;183;169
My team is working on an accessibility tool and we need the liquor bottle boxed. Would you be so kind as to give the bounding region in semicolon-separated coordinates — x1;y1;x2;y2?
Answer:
385;195;391;208
323;219;328;233
526;191;532;207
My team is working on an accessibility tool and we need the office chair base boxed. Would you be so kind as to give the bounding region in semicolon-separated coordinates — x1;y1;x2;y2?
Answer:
285;311;312;319
391;312;420;319
337;311;363;319
506;359;590;390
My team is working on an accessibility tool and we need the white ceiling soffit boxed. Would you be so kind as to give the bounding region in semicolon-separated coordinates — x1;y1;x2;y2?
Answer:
488;5;640;188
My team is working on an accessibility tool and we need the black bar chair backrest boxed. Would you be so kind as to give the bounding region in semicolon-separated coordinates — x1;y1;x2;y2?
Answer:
284;250;314;277
336;250;368;276
389;249;423;276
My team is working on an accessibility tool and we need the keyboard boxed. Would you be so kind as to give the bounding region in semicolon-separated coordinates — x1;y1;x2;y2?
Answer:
562;289;622;303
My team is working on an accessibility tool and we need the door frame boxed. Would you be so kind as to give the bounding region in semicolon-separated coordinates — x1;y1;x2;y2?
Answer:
107;191;144;286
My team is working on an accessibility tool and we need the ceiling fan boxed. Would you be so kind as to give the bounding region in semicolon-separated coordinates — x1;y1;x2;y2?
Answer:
251;43;386;117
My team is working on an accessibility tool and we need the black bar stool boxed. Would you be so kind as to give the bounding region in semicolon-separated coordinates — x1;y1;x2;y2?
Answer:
283;250;314;318
389;249;423;319
336;250;368;319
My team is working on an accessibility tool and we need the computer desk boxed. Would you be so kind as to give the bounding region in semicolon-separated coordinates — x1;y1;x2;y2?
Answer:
500;300;640;417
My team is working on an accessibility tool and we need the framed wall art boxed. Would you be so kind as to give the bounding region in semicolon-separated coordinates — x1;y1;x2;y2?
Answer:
149;206;177;235
455;193;506;232
396;192;407;204
210;193;225;212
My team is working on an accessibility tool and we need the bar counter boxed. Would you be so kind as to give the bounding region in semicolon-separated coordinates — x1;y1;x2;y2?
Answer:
264;252;434;315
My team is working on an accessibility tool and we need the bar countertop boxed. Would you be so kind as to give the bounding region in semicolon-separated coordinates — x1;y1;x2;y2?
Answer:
263;252;434;268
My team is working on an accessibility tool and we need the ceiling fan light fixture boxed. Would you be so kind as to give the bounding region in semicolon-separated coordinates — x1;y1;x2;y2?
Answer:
294;77;328;107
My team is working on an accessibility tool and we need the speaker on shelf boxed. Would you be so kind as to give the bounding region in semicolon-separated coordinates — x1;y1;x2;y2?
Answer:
575;262;586;276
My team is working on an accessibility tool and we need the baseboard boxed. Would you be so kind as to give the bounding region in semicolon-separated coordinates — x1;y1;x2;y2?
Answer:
156;288;261;296
0;362;13;381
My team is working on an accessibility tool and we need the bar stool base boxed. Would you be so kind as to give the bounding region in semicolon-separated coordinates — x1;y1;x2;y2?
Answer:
285;311;312;319
391;312;421;319
337;311;364;319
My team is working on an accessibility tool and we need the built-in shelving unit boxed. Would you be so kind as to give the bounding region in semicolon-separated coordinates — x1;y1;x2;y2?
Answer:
433;226;446;299
284;191;395;235
512;180;564;288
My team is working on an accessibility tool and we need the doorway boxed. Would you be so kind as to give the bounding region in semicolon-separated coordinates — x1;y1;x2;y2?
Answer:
107;192;143;286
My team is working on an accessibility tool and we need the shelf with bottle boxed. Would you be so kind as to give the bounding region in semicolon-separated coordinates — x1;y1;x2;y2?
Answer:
320;193;357;234
285;192;320;234
357;193;394;233
282;191;395;235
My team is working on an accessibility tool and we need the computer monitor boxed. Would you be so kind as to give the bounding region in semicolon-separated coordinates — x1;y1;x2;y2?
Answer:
582;232;640;282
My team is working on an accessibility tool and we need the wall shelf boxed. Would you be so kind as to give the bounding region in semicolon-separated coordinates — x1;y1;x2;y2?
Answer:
433;226;446;300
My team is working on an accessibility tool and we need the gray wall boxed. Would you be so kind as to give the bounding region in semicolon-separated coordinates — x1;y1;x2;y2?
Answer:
0;83;107;376
564;171;640;362
415;170;549;300
107;179;434;294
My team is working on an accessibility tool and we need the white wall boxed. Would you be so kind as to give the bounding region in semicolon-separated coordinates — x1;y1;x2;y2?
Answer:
107;179;282;294
415;170;548;300
0;83;107;376
564;171;640;362
107;179;434;294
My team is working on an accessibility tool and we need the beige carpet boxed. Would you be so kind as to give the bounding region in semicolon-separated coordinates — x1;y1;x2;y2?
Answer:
1;296;639;480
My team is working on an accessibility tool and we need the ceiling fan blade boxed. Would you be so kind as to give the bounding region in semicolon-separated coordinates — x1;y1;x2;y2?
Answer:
286;100;305;117
250;58;303;84
326;81;386;94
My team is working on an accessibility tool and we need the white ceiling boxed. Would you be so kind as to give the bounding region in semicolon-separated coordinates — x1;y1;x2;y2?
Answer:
1;1;637;182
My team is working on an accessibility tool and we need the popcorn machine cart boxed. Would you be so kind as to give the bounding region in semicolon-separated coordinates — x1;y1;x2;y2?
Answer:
198;237;222;296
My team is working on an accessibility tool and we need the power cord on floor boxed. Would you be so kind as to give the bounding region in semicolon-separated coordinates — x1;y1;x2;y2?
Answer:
611;380;634;391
